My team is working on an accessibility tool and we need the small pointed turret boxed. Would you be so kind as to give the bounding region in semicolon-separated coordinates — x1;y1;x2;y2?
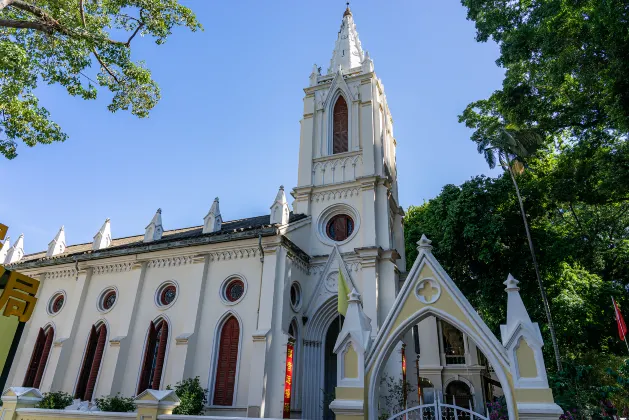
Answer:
93;219;112;250
327;4;365;74
270;185;290;225
144;208;164;243
46;226;66;257
203;198;222;234
5;234;24;264
501;274;533;343
0;237;10;262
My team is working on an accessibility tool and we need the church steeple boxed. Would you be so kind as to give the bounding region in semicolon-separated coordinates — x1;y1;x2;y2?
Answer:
327;3;365;74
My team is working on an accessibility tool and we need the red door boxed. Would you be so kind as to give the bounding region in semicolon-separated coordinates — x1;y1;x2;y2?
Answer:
213;317;240;405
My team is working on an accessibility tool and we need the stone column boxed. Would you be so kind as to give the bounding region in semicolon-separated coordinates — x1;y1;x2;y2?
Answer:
355;246;379;337
330;289;372;420
0;387;42;420
500;274;563;419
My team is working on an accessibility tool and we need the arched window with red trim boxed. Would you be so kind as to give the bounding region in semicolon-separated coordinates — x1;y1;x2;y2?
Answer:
332;95;349;154
137;318;169;395
75;323;107;401
23;325;54;388
213;316;240;406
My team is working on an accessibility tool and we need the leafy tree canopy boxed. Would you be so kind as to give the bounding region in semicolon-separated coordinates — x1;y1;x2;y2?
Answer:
0;0;201;159
404;143;629;361
459;0;629;139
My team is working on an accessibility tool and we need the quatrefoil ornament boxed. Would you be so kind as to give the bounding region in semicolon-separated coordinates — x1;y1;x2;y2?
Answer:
415;278;441;304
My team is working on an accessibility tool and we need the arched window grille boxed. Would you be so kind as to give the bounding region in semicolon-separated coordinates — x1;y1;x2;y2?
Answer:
75;323;107;401
332;96;349;154
23;325;54;388
213;316;240;406
137;318;169;394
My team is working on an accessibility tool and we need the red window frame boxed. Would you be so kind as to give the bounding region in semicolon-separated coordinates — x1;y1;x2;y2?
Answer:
225;280;244;302
75;324;107;401
23;326;54;388
137;319;169;395
326;214;354;241
332;96;349;154
213;316;240;406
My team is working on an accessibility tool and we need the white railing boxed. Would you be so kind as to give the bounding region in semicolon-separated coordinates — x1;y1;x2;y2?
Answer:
387;395;488;420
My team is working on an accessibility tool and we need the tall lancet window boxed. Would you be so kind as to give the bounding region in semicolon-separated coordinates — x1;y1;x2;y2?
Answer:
23;325;54;388
213;316;240;406
137;318;169;394
75;323;107;401
332;96;349;154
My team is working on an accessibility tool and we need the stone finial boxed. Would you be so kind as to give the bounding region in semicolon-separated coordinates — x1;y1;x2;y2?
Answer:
504;273;520;292
144;208;164;243
46;226;66;257
416;234;433;252
0;236;11;263
361;51;374;73
348;288;361;303
270;185;290;225
5;234;24;264
203;198;222;234
309;64;320;86
93;219;112;250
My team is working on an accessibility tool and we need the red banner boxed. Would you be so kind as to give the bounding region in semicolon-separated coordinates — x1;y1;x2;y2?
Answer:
283;341;295;419
401;344;407;410
614;298;627;341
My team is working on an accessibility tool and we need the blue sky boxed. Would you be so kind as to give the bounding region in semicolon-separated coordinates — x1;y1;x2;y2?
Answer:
2;0;503;255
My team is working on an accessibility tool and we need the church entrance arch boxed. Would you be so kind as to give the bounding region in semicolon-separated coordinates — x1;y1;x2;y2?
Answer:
366;308;514;420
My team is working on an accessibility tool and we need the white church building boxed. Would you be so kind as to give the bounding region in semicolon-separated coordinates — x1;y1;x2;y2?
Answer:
3;6;500;419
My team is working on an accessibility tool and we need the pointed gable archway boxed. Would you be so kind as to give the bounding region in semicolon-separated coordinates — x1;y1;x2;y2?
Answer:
364;236;517;420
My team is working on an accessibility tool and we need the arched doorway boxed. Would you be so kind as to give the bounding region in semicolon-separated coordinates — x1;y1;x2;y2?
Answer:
445;380;473;409
366;308;515;420
323;315;343;420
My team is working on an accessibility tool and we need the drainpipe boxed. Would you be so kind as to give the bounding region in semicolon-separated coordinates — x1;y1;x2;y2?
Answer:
255;232;265;329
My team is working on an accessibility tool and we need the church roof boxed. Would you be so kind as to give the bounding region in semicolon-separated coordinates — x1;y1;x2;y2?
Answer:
327;4;365;74
8;213;307;270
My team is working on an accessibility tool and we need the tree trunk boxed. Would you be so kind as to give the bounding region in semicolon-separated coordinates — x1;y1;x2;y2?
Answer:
506;163;562;371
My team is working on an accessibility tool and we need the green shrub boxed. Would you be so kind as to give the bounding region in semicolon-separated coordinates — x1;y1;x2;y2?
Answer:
170;377;207;415
36;391;73;409
95;393;136;412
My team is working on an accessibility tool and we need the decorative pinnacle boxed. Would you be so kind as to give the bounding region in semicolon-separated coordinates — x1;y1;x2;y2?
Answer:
280;185;284;190
504;273;520;292
344;2;352;17
157;208;162;214
348;287;361;302
417;234;433;251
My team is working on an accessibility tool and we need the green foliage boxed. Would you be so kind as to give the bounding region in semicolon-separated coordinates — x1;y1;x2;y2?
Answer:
0;0;202;159
404;149;629;361
170;376;207;416
460;0;629;140
378;376;415;417
94;393;136;413
36;391;73;409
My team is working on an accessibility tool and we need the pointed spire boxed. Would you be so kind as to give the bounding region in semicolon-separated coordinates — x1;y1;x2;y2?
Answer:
500;273;534;346
46;226;66;257
144;208;163;243
93;219;112;250
309;64;320;86
5;234;24;264
0;237;10;262
333;287;372;354
203;198;222;234
327;4;365;74
270;185;290;225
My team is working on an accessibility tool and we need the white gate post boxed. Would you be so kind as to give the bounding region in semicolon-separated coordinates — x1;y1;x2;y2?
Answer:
500;274;563;419
330;288;372;419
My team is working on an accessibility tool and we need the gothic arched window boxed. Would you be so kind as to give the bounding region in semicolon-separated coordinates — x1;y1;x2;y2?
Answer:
23;325;54;388
332;96;349;154
137;319;169;394
75;323;107;401
213;316;240;406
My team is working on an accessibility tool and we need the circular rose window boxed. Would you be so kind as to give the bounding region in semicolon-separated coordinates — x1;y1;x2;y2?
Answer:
98;287;118;312
155;281;178;308
47;292;65;315
226;279;244;302
326;214;354;242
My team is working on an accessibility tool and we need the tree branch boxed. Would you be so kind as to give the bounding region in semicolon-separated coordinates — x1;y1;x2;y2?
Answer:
93;50;119;83
125;22;143;46
0;18;52;33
